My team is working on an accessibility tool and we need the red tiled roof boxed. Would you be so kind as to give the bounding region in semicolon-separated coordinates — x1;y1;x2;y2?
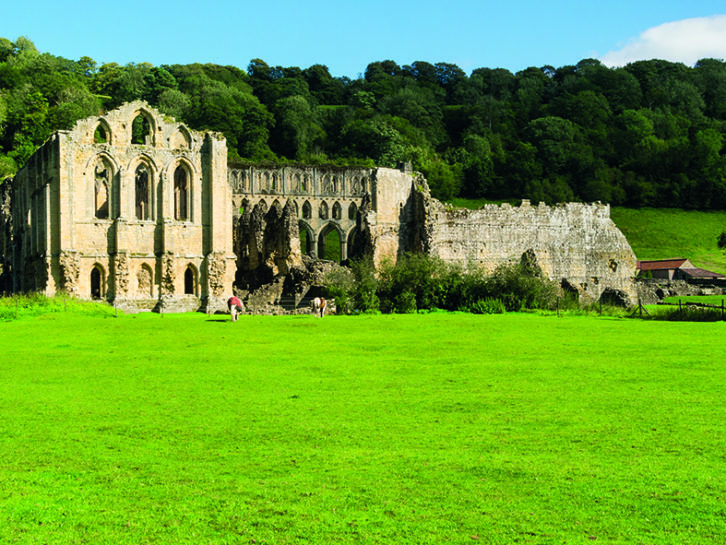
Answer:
637;258;688;271
680;268;726;279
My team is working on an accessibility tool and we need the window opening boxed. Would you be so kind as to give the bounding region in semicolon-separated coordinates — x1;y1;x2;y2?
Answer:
174;166;189;221
94;125;108;144
131;114;151;145
94;161;110;219
332;202;342;220
135;163;151;220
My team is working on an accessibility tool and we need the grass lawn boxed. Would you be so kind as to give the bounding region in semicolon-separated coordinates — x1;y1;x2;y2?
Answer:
1;310;725;544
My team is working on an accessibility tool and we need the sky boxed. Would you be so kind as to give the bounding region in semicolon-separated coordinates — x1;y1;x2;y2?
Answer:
1;0;726;78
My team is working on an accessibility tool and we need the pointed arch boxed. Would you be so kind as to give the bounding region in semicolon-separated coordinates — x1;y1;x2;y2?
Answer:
90;263;106;299
348;202;358;220
302;200;312;220
170;125;191;149
94;119;112;144
298;220;315;257
135;161;153;220
137;263;154;297
131;110;155;145
332;201;342;220
184;264;198;295
93;156;113;219
318;223;343;262
173;162;191;221
319;201;329;220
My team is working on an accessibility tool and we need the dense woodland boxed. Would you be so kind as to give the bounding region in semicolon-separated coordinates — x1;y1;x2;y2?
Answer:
3;36;726;209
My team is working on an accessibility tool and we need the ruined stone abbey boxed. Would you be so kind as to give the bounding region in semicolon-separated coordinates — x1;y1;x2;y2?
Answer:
0;102;638;311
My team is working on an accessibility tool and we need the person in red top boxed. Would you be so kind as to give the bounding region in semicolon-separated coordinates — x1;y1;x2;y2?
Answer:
227;296;243;322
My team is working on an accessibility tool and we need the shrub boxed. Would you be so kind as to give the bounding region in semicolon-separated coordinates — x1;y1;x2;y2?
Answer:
322;267;355;314
483;261;559;312
350;257;380;313
467;298;506;314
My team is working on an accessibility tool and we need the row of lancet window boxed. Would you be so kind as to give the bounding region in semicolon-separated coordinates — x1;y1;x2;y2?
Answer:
301;201;357;221
232;171;369;195
94;160;190;221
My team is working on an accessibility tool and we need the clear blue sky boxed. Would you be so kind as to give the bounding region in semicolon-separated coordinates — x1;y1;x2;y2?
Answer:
2;1;726;77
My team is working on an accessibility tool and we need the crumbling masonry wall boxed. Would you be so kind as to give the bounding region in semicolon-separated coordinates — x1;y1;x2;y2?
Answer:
406;188;637;302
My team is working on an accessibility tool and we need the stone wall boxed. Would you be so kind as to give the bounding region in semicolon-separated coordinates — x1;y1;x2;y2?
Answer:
407;187;637;302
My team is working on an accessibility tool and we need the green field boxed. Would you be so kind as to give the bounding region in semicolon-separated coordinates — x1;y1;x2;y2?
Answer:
1;310;725;544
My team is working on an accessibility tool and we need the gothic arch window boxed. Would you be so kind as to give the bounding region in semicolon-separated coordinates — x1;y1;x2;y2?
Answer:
361;177;369;193
135;163;152;220
131;113;152;145
332;176;340;193
171;126;191;149
174;164;190;221
348;202;358;220
91;264;106;299
302;174;310;192
332;201;342;220
319;201;329;220
94;158;111;219
184;265;197;295
302;200;312;219
94;123;110;144
292;200;299;218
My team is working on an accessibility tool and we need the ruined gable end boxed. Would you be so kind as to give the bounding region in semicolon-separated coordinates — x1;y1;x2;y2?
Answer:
5;101;235;312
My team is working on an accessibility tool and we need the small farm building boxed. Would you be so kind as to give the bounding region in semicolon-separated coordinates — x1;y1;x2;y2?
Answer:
637;258;726;281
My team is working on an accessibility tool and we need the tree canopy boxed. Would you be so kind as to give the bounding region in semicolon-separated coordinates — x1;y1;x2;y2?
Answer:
3;36;726;210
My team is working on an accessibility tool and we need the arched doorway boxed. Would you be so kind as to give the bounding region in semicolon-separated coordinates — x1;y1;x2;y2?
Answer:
91;265;104;299
184;265;197;295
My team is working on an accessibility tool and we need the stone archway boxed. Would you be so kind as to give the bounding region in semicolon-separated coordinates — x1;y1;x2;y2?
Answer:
318;223;343;262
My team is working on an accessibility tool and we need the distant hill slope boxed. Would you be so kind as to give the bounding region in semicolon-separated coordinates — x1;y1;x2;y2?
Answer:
610;207;726;274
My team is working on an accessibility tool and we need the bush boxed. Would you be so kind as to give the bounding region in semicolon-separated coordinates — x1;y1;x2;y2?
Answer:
467;298;506;314
350;257;380;313
322;267;355;314
483;261;558;312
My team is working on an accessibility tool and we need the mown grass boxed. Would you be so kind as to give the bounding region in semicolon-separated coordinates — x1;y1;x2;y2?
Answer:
1;309;725;544
661;294;726;306
610;207;726;274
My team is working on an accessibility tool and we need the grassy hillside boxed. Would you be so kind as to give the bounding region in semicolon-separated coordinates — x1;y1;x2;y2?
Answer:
1;310;725;543
610;207;726;274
